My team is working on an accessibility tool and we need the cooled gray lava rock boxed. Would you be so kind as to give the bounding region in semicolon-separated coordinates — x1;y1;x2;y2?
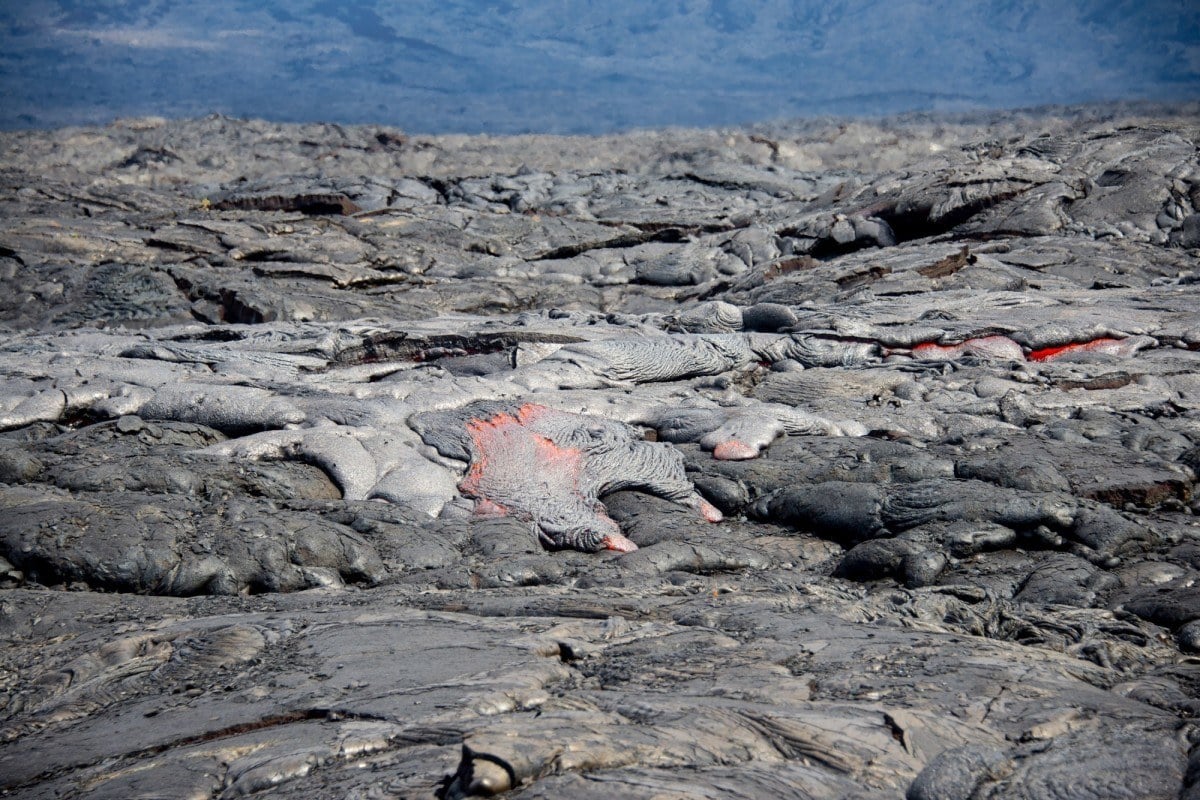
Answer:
0;105;1198;798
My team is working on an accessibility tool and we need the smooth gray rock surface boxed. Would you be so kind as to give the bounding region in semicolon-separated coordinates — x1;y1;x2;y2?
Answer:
0;105;1198;798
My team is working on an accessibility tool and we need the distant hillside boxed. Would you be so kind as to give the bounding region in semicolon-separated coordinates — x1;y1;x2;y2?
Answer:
2;0;1197;132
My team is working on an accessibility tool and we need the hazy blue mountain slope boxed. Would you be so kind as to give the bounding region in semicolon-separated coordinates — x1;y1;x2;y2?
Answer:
1;1;1197;132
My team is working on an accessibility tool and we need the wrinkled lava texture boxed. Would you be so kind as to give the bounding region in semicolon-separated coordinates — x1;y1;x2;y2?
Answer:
1;104;1200;799
425;401;720;552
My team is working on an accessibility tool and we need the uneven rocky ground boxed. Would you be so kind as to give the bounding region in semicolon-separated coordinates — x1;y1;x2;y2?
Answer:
1;104;1199;799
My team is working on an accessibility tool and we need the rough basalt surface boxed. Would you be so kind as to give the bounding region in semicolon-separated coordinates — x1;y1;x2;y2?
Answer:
1;104;1199;799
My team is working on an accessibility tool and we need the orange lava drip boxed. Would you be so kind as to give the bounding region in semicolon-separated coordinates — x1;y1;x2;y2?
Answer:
1028;337;1122;362
697;498;724;523
712;439;759;461
601;532;639;552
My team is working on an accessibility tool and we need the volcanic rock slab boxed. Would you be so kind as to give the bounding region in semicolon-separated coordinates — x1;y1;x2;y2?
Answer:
1;104;1199;798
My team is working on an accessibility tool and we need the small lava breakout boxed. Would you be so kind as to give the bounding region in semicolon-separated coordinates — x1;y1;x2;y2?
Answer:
908;334;1155;363
454;402;721;553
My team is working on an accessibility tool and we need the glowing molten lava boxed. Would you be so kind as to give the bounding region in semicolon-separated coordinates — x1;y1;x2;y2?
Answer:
457;402;714;553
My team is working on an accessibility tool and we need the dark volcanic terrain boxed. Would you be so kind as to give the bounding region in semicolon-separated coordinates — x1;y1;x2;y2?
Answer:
1;105;1200;799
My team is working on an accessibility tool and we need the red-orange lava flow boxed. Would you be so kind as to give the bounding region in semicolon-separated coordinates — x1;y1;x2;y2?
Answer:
460;403;581;502
457;402;719;551
1027;337;1123;362
910;335;1024;361
910;342;964;357
908;335;1136;363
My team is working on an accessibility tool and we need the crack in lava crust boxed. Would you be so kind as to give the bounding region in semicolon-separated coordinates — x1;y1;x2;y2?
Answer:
450;402;719;553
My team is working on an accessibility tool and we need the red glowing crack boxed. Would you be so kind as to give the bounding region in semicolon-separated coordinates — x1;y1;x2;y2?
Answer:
908;334;1148;363
1028;337;1126;362
910;335;1025;361
458;403;719;553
